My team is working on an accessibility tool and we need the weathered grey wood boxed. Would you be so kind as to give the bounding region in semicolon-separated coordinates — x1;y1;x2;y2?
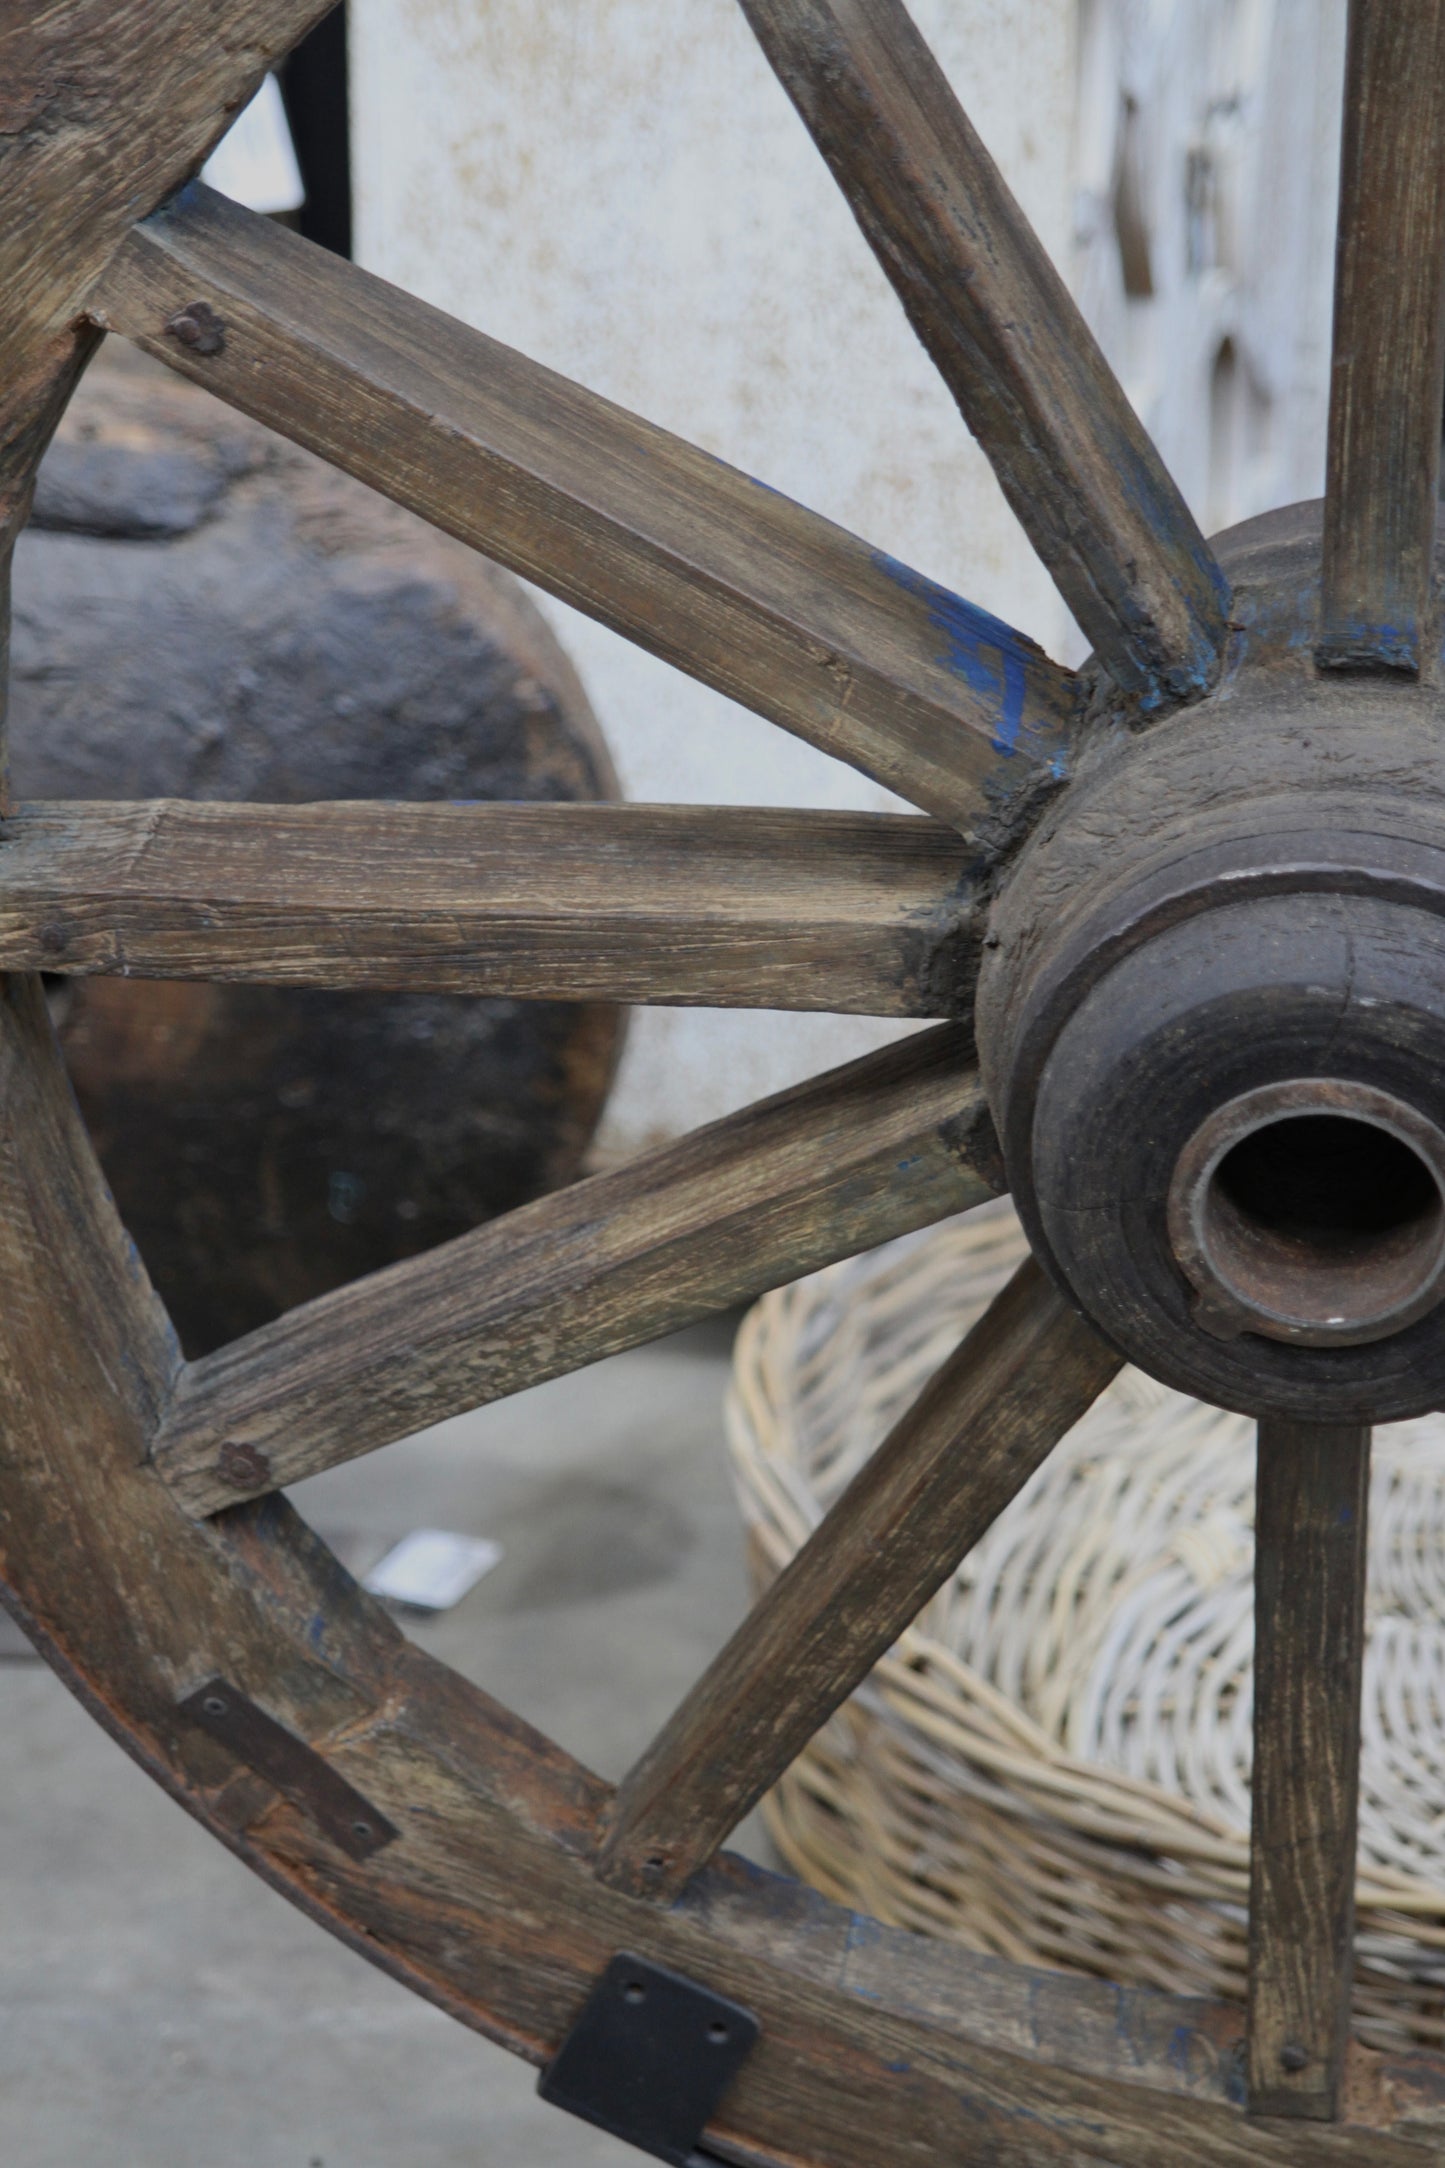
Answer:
738;0;1229;709
153;1021;1001;1514
0;549;10;806
88;184;1077;839
1317;0;1445;674
0;800;979;1016
6;8;1445;2162
1248;1418;1371;2120
0;0;329;559
0;941;1437;2168
597;1257;1122;1900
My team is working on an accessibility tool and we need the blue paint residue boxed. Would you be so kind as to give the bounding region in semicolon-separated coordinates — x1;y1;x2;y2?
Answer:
1320;614;1419;671
1166;2024;1195;2078
872;551;1038;757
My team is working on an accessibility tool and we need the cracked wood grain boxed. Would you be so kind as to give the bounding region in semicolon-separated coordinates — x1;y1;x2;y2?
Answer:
0;800;979;1016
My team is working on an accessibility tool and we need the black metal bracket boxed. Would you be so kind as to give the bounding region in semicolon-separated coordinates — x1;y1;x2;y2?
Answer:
178;1677;398;1862
538;1951;759;2166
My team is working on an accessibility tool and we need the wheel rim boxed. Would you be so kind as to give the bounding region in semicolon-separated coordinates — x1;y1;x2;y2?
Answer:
4;2;1445;2161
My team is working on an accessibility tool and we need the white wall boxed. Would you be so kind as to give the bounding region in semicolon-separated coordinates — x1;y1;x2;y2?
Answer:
1074;0;1345;537
350;0;1348;1159
351;0;1078;1156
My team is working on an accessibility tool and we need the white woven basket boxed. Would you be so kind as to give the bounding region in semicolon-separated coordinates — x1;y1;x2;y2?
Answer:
727;1200;1445;2050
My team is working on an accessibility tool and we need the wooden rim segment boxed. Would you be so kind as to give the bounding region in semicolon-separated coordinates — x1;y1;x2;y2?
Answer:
0;0;332;550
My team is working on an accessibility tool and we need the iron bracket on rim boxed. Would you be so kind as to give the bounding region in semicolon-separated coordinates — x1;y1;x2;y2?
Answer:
538;1950;759;2166
178;1676;398;1862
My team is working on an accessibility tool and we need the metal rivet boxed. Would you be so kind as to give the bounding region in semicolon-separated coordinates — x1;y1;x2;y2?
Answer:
622;1981;647;2006
202;1694;228;1717
1280;2043;1309;2072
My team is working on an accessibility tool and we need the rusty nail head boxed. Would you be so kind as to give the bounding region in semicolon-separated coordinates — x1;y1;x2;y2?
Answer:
165;301;226;356
217;1439;271;1490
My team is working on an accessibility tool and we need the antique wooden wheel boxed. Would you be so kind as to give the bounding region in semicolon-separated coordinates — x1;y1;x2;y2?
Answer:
7;2;1445;2161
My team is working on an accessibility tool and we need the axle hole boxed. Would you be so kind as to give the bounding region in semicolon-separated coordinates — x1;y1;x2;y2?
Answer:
1215;1114;1438;1248
1193;1105;1445;1342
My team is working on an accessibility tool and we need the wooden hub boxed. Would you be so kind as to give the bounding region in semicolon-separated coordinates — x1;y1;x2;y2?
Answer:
980;504;1445;1420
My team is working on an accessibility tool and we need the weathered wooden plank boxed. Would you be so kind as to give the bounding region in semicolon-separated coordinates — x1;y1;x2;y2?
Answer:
0;968;1440;2164
596;1257;1122;1900
0;1;330;556
0;800;979;1016
88;184;1077;839
153;1021;1002;1515
1317;0;1445;673
1248;1417;1371;2120
0;549;10;807
738;0;1229;709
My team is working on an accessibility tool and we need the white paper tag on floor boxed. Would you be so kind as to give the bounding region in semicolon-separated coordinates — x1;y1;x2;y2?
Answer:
363;1529;503;1611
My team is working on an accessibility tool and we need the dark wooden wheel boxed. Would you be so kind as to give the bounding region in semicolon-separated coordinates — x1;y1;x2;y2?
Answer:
5;4;1445;2161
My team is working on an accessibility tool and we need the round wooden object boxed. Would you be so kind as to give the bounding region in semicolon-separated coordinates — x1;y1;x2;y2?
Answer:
4;7;1445;2164
9;349;624;1353
979;506;1445;1421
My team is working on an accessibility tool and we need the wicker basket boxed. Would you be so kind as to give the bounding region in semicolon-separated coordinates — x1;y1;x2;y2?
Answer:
727;1200;1445;2050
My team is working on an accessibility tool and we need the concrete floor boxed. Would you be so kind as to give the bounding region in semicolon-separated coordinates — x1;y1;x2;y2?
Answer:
0;1318;775;2168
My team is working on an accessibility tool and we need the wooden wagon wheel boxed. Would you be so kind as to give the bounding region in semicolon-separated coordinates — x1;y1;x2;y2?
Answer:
7;2;1445;2160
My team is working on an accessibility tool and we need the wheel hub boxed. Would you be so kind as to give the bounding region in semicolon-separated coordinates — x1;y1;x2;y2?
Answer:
979;502;1445;1420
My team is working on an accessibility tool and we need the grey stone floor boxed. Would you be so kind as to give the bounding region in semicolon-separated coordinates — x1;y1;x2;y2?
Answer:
0;1318;774;2168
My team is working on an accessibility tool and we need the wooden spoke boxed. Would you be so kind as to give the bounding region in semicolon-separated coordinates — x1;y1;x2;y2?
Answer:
1247;1417;1371;2121
737;0;1229;708
87;186;1077;838
1317;0;1445;674
596;1256;1122;1901
152;1020;1001;1516
0;800;978;1016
